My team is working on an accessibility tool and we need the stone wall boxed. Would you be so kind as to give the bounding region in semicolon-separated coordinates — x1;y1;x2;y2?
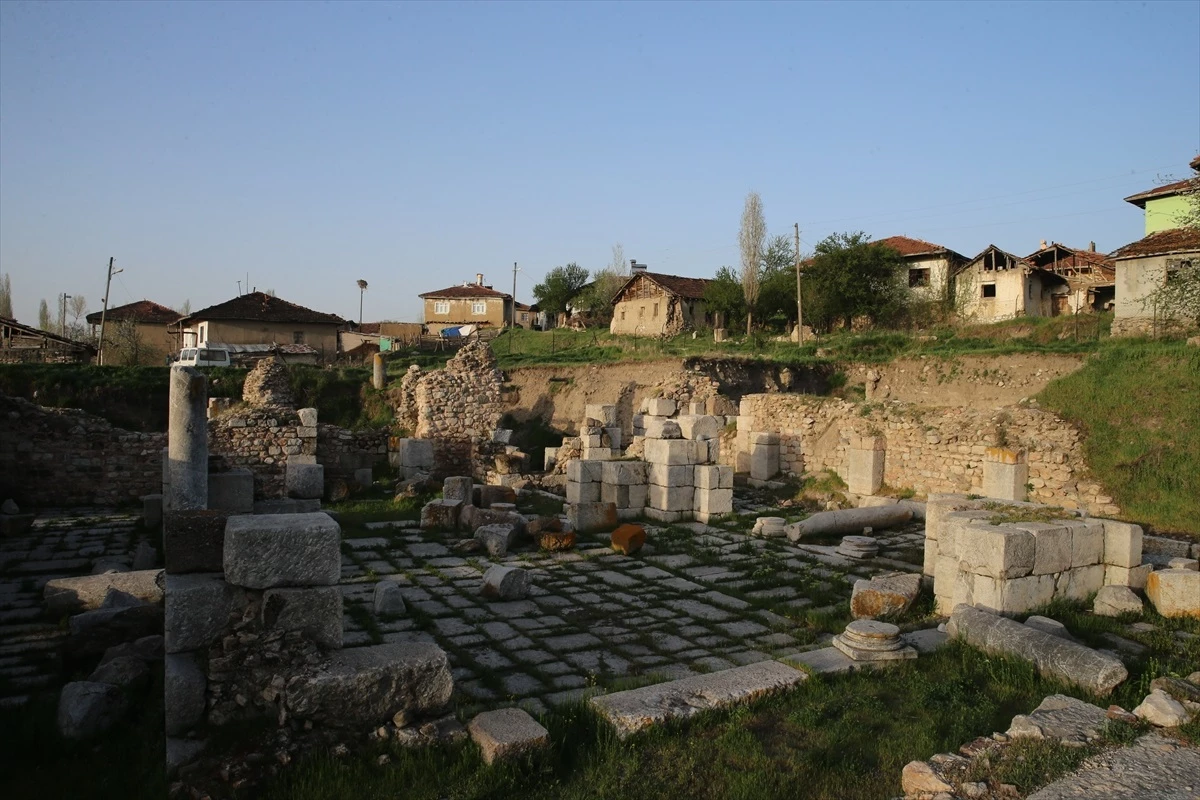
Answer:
0;393;164;507
737;393;1118;517
316;424;388;485
208;408;308;499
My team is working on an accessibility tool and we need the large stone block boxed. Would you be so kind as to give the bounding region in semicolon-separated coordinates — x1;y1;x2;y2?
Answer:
981;453;1029;502
693;465;722;490
207;468;255;513
1102;520;1143;568
645;398;676;416
1015;522;1073;576
1055;564;1105;602
601;460;648;486
286;462;325;500
970;573;1055;615
676;415;721;441
847;447;885;496
1105;563;1153;590
398;438;435;470
693;487;732;516
164;510;229;574
165;573;244;653
477;485;517;508
601;483;634;509
643;418;682;440
566;480;601;505
566;459;604;483
165;652;206;735
468;708;550;765
958;523;1035;580
1093;585;1143;617
644;438;704;466
850;573;921;619
285;642;453;726
262;586;343;648
937;511;993;562
420;499;462;531
647;463;694;487
223;513;342;589
648;484;694;513
947;605;1127;695
584;404;619;426
1068;519;1105;568
45;570;164;614
68;598;164;657
442;476;474;503
1145;569;1200;618
749;434;779;481
566;502;618;533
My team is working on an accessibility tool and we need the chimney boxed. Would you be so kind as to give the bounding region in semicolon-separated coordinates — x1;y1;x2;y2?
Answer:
1039;239;1048;250
476;273;484;285
630;260;647;272
1089;241;1096;252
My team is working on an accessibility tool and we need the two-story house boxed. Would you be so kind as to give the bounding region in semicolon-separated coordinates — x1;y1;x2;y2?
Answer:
419;275;514;334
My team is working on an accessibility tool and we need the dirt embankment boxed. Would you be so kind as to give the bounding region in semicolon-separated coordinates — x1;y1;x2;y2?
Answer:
845;354;1085;408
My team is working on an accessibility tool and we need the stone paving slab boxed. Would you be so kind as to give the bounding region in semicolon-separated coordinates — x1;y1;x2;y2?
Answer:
1027;734;1200;800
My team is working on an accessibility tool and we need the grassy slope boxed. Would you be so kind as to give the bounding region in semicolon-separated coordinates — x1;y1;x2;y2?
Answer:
1038;338;1200;535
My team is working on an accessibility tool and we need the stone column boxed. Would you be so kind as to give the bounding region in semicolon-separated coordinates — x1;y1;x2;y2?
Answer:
982;447;1028;502
168;366;208;511
372;353;386;390
847;435;886;496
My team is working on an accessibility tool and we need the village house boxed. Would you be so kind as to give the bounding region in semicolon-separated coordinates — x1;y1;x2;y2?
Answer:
84;299;180;365
876;235;968;304
1024;242;1115;314
175;291;345;362
419;275;514;334
0;316;95;363
1110;156;1200;336
953;245;1068;323
609;267;711;336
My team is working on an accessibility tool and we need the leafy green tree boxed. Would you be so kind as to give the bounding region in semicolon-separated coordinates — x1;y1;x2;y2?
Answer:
533;263;590;317
703;266;747;330
804;232;908;331
757;234;799;329
575;269;627;323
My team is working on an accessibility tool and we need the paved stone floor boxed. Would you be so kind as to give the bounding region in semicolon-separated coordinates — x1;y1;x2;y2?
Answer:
337;512;928;717
0;510;143;707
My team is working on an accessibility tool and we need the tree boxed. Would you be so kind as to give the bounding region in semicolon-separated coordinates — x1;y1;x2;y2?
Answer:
738;191;767;334
533;263;590;318
803;232;909;331
575;270;627;324
703;266;748;330
177;299;191;317
38;298;51;330
757;234;799;329
67;295;89;342
108;318;147;365
0;273;12;318
609;242;627;276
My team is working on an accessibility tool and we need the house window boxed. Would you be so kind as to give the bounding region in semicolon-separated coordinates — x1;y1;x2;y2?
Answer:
981;283;997;298
653;302;659;318
434;301;450;314
293;331;304;344
1166;258;1195;283
639;306;645;319
198;324;207;343
908;268;930;288
621;310;626;321
472;301;486;315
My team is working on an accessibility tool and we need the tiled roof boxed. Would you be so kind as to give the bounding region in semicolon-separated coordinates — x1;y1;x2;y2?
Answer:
85;299;179;325
612;272;712;304
419;284;511;300
1025;244;1113;273
1109;228;1200;260
178;292;345;325
1124;176;1197;207
876;236;965;261
1191;154;1200;172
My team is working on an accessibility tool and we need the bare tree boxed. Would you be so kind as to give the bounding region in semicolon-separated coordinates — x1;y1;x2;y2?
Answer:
738;191;767;335
109;318;146;365
67;295;89;341
609;243;628;276
38;298;51;330
0;273;12;318
177;299;191;317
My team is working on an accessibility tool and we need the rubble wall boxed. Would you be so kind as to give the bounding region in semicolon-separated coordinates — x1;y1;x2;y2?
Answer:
316;424;389;484
208;408;306;499
737;394;1118;516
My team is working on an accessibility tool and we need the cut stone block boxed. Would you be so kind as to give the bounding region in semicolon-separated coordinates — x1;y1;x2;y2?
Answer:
971;572;1056;615
1015;522;1073;576
262;586;343;649
644;438;703;466
645;397;676;416
1102;520;1143;568
397;438;435;470
611;524;646;555
584;404;619;426
847;447;885;496
285;642;453;727
647;463;694;487
948;605;1128;695
1145;569;1200;618
165;652;206;735
676;415;721;441
648;484;694;512
223;512;342;589
165;573;244;654
468;708;550;765
850;573;921;620
57;681;127;740
693;464;732;490
475;523;519;558
981;450;1028;502
45;570;164;614
1093;585;1143;617
442;476;474;504
207;468;255;513
601;460;647;485
286;462;325;500
374;580;407;616
163;510;229;574
421;499;462;531
958;523;1035;580
298;407;318;427
1055;564;1105;602
1069;519;1106;569
566;459;604;483
566;502;618;533
693;487;733;516
749;434;779;481
1104;563;1153;590
481;565;529;600
590;661;806;739
642;417;681;440
566;480;601;505
935;510;993;562
1007;694;1109;743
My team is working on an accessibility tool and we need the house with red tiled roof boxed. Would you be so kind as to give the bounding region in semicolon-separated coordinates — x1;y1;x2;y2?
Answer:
175;292;345;362
1110;156;1200;336
875;236;968;304
609;266;712;336
85;299;181;364
419;274;514;334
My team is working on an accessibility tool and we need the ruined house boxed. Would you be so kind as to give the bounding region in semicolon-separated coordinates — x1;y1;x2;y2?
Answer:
609;269;712;336
0;315;95;363
1024;242;1116;314
953;245;1068;322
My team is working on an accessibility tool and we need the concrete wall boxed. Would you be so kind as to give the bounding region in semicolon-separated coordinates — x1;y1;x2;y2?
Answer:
906;255;953;303
1144;195;1190;234
610;286;706;336
1112;254;1172;336
423;296;510;332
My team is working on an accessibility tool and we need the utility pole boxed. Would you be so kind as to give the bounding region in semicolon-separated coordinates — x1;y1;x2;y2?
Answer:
511;262;518;329
60;293;72;337
97;257;121;365
794;223;804;346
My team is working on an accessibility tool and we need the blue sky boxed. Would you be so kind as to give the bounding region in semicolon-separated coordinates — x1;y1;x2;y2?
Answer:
2;1;1197;326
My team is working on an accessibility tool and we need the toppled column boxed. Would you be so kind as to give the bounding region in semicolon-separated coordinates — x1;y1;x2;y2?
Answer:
982;447;1029;502
847;434;885;496
168;367;208;511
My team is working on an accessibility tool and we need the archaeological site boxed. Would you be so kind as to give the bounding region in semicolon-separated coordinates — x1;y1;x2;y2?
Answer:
1;336;1198;800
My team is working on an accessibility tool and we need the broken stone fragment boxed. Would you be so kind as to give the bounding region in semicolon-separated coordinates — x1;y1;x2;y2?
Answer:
468;708;550;765
1092;585;1143;617
374;580;407;616
481;565;528;600
849;572;920;619
900;760;955;796
1145;569;1200;618
475;523;519;558
1134;689;1192;728
610;524;646;555
57;681;128;740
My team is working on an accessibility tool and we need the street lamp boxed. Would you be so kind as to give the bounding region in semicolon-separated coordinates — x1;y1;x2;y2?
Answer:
357;279;368;325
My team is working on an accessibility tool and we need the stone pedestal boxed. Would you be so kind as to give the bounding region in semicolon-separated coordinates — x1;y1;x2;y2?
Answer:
168;367;208;511
847;435;886;496
749;432;779;480
837;535;879;559
982;447;1029;502
832;620;917;662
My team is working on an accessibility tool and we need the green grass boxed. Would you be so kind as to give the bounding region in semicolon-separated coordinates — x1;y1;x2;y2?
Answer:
1038;337;1200;535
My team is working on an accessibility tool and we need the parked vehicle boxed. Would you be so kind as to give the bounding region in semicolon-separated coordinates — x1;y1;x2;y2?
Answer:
174;346;231;368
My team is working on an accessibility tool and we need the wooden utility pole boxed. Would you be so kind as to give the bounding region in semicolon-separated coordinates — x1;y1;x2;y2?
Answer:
794;223;804;346
511;262;518;328
60;293;72;337
96;257;120;365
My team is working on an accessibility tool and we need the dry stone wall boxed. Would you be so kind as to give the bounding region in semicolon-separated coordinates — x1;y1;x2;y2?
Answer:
208;408;308;499
316;425;388;484
737;394;1118;516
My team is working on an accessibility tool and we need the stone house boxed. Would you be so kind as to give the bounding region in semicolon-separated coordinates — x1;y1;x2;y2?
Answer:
419;275;514;334
1110;227;1200;336
953;245;1068;323
875;235;968;304
175;292;346;362
85;299;180;365
1024;242;1115;314
609;269;712;336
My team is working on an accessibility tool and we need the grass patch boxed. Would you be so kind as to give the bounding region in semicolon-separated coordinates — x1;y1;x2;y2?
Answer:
981;502;1074;526
1038;337;1200;535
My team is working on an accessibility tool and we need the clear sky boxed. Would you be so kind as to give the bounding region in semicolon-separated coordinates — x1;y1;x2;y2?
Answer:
2;0;1197;327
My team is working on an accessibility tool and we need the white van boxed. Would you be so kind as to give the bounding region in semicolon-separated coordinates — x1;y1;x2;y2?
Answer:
175;347;231;368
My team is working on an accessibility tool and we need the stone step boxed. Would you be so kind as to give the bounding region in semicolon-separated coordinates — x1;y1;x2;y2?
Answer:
589;660;808;739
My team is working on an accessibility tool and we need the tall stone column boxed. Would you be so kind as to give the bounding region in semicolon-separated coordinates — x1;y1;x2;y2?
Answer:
372;353;386;389
168;366;208;511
